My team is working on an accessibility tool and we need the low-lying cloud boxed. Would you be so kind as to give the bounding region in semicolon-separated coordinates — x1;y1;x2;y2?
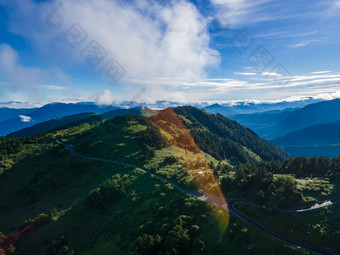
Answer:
19;115;32;122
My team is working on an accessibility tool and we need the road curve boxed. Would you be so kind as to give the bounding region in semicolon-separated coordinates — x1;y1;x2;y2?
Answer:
56;135;338;255
227;198;340;213
227;199;335;255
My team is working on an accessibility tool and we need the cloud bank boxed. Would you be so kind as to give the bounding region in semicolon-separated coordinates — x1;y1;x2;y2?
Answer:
5;0;220;83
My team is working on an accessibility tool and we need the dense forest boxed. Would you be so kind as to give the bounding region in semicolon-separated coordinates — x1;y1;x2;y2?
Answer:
214;157;340;207
174;106;289;163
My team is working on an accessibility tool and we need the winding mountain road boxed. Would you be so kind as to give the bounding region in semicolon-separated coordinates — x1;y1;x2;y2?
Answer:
227;199;337;255
56;135;339;255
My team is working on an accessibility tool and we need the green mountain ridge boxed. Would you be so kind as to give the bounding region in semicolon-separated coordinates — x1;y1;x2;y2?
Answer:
174;107;288;163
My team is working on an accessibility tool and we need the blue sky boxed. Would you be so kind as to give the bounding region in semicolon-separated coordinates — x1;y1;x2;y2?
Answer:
0;0;340;106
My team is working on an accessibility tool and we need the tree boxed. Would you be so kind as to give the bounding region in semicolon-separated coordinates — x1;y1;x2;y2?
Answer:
136;234;161;254
167;225;190;252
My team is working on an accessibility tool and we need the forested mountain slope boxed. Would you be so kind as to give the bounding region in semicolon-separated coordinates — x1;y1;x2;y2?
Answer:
0;107;338;254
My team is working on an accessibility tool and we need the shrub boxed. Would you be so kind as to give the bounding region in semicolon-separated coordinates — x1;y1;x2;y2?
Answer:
86;175;126;209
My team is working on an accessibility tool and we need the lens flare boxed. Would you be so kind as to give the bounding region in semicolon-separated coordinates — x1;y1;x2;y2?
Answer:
151;108;229;231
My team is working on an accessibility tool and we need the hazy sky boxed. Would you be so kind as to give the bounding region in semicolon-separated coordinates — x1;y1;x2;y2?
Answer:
1;0;340;105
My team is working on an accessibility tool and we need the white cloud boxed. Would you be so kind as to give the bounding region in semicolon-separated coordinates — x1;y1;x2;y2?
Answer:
0;43;71;99
35;84;68;90
324;1;340;17
234;72;257;76
7;0;220;83
314;90;340;100
211;0;245;5
0;101;42;109
255;30;318;39
262;72;282;76
19;115;32;123
128;72;340;92
290;41;311;48
311;71;331;74
126;71;340;102
95;90;114;106
2;0;339;104
0;43;45;88
209;0;288;28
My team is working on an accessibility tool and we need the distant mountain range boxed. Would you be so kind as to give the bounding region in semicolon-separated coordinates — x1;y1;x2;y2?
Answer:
7;108;157;137
7;113;98;137
203;98;323;117
0;103;119;136
0;98;323;137
231;99;340;139
208;99;340;158
271;121;340;158
2;98;340;158
0;107;38;123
